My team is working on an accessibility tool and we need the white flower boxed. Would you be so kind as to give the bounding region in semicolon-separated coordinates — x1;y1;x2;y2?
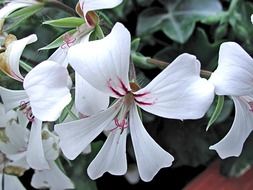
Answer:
0;120;74;190
0;60;71;121
251;14;253;24
31;161;74;190
0;34;37;82
0;120;30;171
0;121;27;190
0;60;71;169
55;23;214;182
49;28;109;116
0;159;26;190
31;127;74;190
209;42;253;159
0;0;40;20
0;173;26;190
0;103;17;128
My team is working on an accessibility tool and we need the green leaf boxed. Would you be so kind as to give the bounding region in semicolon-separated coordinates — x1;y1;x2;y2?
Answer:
206;95;224;131
137;0;222;43
5;4;43;31
131;52;156;69
155;28;220;70
137;7;167;36
57;100;76;123
131;38;140;52
43;17;84;28
19;60;33;72
159;118;218;167
64;141;103;190
228;1;253;49
136;0;154;7
7;4;43;18
39;29;76;50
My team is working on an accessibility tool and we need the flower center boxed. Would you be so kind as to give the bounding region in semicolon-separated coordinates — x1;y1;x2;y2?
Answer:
111;93;135;133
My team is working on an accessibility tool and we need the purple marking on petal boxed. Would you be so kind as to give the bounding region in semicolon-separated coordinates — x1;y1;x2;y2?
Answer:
118;77;129;94
134;98;154;106
107;78;125;97
134;92;150;97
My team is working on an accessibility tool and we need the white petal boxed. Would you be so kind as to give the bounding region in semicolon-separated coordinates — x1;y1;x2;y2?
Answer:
2;122;29;155
135;53;214;120
210;96;253;158
42;127;59;161
27;118;49;169
6;34;38;81
0;87;29;111
209;42;253;96
23;60;71;121
129;104;174;182
87;126;127;179
6;122;29;146
0;174;26;190
0;104;17;127
75;73;109;116
124;164;140;185
82;144;91;154
17;110;29;127
48;47;69;67
31;161;74;190
9;153;30;170
68;22;131;98
54;101;121;160
79;0;123;18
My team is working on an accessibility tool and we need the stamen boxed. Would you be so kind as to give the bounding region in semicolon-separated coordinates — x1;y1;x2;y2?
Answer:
19;101;35;122
248;101;253;112
61;33;76;49
111;118;128;134
25;107;35;122
19;101;29;110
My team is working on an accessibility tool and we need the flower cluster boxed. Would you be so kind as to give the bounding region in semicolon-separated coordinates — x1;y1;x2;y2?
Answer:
0;0;253;189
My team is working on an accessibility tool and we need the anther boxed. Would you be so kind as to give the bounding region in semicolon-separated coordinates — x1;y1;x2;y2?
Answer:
61;33;76;49
248;101;253;112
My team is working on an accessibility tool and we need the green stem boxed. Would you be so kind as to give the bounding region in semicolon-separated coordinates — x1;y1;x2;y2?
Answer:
95;24;105;39
147;58;168;68
20;60;33;72
147;58;212;78
44;0;77;16
98;11;113;27
65;105;79;120
228;0;239;13
55;158;66;173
